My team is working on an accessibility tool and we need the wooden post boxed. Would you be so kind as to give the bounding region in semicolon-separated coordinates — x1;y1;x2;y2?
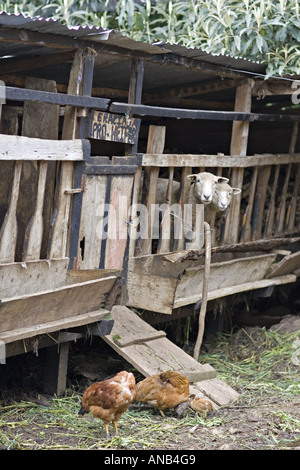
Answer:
68;48;96;269
43;342;69;396
223;80;252;244
127;58;144;259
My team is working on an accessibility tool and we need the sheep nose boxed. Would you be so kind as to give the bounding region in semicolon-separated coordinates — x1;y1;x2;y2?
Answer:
202;194;211;202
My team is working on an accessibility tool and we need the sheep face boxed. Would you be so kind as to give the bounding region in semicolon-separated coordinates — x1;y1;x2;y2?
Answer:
187;172;229;205
213;183;241;211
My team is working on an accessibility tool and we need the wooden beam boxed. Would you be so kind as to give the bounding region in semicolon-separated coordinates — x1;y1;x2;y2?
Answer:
0;50;76;75
145;78;244;101
140;152;300;167
6;86;110;109
110;101;300;122
173;274;296;309
0;309;110;344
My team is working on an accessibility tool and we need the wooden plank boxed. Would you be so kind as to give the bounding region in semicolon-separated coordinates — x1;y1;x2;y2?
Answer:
240;166;258;242
0;258;69;298
103;306;216;382
48;49;84;260
78;175;107;269
0;275;117;333
21;77;60;261
157;167;174;254
190;377;239;406
113;330;167;348
174;166;192;251
277;122;298;234
267;251;300;278
0;308;110;344
105;175;134;269
251;165;271;240
264;165;280;237
0;160;22;263
174;253;277;308
174;274;296;309
0;134;87;160
66;268;120;284
23;161;48;260
140;152;300;168
110;101;300;122
6;85;109;110
139;126;166;255
223;81;252;244
128;166;143;258
126;271;177;314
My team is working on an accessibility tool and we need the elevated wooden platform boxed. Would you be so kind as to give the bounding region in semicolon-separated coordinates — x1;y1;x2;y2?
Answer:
103;305;239;408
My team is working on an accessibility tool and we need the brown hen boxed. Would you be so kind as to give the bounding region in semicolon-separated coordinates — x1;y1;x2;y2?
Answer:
134;370;189;416
78;370;136;438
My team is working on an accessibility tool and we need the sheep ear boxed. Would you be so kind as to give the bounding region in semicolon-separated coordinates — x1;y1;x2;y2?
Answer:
232;188;242;195
218;176;229;183
187;174;197;182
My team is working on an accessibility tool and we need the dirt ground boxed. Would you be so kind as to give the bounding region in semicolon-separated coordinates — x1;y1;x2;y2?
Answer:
0;316;299;451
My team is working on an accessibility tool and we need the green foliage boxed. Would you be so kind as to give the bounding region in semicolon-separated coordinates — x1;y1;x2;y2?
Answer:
0;0;299;77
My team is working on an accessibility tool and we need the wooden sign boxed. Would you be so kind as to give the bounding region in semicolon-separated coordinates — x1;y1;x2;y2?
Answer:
88;110;140;145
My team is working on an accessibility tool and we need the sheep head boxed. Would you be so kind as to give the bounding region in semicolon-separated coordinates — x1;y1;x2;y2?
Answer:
213;183;241;211
187;172;229;205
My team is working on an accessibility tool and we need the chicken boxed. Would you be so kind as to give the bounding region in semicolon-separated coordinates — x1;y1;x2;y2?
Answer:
189;394;213;413
78;370;136;438
175;394;213;418
134;370;189;416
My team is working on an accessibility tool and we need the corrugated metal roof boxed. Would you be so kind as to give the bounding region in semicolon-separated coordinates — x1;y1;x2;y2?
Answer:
0;11;266;74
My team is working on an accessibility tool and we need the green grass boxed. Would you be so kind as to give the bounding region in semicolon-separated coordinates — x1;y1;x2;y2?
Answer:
0;327;299;450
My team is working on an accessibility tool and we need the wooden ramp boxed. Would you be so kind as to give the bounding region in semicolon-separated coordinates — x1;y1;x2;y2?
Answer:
103;305;239;408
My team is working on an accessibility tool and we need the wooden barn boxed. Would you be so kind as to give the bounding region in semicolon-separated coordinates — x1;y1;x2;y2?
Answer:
0;12;299;405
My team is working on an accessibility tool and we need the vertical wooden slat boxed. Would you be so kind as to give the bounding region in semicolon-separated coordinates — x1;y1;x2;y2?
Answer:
223;81;252;244
23;161;48;261
157;166;174;253
105;175;134;269
68;48;96;269
138;125;166;255
0;161;22;263
78;175;107;269
22;77;59;261
240;166;258;242
251;165;271;240
0;107;18;262
174;166;192;252
126;58;144;258
276;122;298;234
264;165;280;238
48;50;83;260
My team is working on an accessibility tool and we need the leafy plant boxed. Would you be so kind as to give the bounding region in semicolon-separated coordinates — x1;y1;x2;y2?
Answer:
0;0;299;76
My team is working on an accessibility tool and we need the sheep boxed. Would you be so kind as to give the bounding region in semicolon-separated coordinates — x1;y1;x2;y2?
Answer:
155;172;229;248
204;182;242;223
187;172;229;205
136;172;232;249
